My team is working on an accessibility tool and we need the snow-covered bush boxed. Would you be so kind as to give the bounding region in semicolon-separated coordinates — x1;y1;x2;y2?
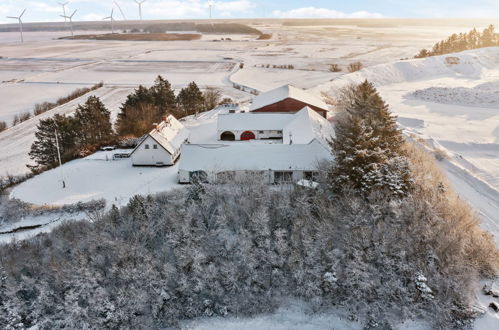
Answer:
0;152;497;328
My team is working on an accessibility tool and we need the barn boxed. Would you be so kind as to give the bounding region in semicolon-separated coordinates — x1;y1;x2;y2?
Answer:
217;107;334;143
250;85;329;118
131;115;189;166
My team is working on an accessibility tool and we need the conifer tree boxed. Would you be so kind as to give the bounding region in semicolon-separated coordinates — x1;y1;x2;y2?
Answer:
74;96;114;146
28;114;78;172
150;75;176;111
177;82;205;117
329;80;411;197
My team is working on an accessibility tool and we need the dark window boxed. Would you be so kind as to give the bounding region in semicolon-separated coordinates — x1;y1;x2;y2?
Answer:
145;144;150;149
153;144;158;149
258;130;264;134
274;171;293;183
221;131;236;141
304;171;319;181
190;171;208;183
217;171;236;183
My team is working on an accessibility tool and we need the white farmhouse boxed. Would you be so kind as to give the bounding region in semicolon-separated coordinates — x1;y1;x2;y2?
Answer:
131;115;189;166
179;107;335;184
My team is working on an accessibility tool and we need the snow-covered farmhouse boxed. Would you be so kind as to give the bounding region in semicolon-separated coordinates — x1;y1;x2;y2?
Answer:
131;115;189;166
250;84;329;118
179;107;334;184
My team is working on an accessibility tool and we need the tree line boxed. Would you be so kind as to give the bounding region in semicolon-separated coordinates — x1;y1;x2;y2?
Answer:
28;77;222;173
415;24;499;58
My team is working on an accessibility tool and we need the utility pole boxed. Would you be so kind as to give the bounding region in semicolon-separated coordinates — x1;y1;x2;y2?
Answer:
54;128;66;188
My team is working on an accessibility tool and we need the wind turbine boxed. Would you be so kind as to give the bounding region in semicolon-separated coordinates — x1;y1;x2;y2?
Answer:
134;0;146;21
61;9;77;37
114;1;127;20
6;9;26;43
103;9;115;34
208;1;214;20
58;2;69;26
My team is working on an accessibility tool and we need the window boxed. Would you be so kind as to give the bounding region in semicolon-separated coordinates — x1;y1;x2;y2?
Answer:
258;131;264;134
153;144;158;149
217;171;236;183
274;171;293;184
144;144;150;149
304;171;319;181
277;130;283;134
190;171;208;183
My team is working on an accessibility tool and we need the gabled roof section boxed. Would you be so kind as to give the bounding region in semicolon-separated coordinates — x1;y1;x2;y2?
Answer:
132;115;190;155
283;107;335;147
250;84;329;111
179;139;333;172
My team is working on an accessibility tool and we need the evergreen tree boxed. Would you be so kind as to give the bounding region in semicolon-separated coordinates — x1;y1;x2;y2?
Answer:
74;96;114;146
329;80;411;197
177;82;205;117
28;114;78;172
150;75;176;111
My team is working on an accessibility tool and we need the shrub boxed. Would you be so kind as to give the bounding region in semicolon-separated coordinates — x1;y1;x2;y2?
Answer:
329;64;342;72
18;111;32;123
0;121;7;132
348;61;364;72
257;33;272;40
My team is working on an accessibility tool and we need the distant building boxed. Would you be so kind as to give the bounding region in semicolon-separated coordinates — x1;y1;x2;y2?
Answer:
131;115;189;166
250;84;329;118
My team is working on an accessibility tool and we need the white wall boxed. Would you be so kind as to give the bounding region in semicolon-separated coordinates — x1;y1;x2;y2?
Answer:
218;130;283;141
131;136;173;166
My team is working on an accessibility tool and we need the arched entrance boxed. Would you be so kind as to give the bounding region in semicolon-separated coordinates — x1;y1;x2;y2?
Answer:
240;131;256;141
220;131;236;141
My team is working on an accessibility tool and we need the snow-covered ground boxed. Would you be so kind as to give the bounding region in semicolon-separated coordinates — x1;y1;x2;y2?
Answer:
181;300;430;330
1;21;499;328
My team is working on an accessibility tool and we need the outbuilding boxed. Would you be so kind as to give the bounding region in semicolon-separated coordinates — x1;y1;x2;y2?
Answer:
250;84;329;118
131;115;189;166
178;139;333;184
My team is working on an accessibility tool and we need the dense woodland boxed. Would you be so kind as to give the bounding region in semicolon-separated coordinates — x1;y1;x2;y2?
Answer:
415;24;499;58
27;76;221;173
2;81;498;329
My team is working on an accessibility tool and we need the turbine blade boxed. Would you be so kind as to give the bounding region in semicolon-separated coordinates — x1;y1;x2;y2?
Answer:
70;9;77;17
7;16;18;19
20;9;26;18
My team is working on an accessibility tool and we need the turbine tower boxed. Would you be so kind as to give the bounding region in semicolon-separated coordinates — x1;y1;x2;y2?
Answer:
103;9;115;34
114;1;127;20
58;2;69;26
6;9;26;43
208;1;214;20
135;0;146;21
61;9;77;37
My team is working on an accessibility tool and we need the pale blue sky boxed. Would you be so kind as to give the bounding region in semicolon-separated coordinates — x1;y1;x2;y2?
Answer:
1;0;499;24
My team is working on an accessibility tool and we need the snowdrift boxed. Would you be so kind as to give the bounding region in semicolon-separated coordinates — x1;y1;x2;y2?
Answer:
312;47;499;93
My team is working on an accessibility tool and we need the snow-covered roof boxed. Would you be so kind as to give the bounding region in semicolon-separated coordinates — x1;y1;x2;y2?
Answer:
283;107;335;146
217;113;295;131
250;84;329;111
133;115;190;155
179;139;333;172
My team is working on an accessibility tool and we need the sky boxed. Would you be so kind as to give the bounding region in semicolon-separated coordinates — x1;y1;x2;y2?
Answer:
1;0;499;24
